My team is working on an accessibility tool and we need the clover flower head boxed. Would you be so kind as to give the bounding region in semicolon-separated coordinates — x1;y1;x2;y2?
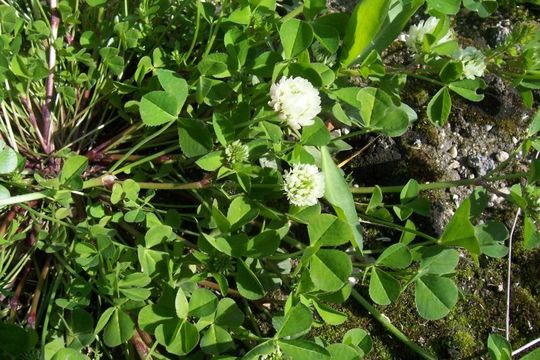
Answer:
225;140;249;164
260;345;283;360
269;76;321;130
405;16;452;53
455;46;486;79
283;164;325;207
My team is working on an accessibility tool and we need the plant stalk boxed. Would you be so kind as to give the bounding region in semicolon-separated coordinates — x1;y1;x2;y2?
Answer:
28;255;51;329
351;173;525;194
351;289;437;360
42;0;60;154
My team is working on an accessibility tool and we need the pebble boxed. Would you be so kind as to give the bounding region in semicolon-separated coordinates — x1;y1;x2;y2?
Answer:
449;160;460;169
496;151;510;162
485;125;493;132
512;137;519;144
449;146;458;158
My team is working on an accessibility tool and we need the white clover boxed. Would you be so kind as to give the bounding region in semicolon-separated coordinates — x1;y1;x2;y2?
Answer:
269;76;321;130
260;345;283;360
283;164;325;207
405;16;452;54
225;140;249;164
455;46;486;79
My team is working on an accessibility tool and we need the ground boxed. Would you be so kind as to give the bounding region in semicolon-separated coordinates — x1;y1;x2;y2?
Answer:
320;2;540;359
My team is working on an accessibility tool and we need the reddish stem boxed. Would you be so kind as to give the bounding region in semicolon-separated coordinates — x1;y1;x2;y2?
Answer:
131;329;152;359
28;256;51;329
42;0;60;154
20;97;48;153
9;266;31;322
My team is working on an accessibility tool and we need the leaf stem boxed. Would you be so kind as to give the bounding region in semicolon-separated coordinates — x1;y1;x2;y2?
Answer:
351;173;525;194
350;289;437;360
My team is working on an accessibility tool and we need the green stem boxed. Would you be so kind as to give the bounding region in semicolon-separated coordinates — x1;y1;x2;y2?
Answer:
358;214;439;243
281;4;304;21
351;173;525;194
350;289;437;360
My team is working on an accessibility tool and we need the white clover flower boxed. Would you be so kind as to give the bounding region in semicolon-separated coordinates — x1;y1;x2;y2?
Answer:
269;76;321;130
405;16;452;54
260;345;283;360
455;46;486;79
283;164;325;207
225;140;249;164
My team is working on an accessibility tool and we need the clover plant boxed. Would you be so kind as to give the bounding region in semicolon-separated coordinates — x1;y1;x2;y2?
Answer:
0;0;539;359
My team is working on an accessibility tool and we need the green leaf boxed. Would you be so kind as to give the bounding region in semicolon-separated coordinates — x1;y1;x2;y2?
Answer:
427;87;452;126
188;288;218;318
0;5;18;33
236;259;265;300
463;0;498;17
85;0;107;6
304;0;326;20
155;319;199;356
310;249;352;292
449;79;485;102
0;323;37;356
519;347;540;360
308;214;353;247
439;61;464;83
313;301;347;325
418;246;460;275
340;0;391;67
301;118;331;146
276;303;312;338
376;243;412;269
0;184;10;201
278;339;330;360
0;146;18;174
175;288;189;319
60;155;88;185
415;275;458;320
439;199;480;255
51;348;89;360
400;179;419;203
196;151;223;171
524;216;540;250
321;146;363;250
214;298;245;328
245;230;281;257
327;343;361;360
426;0;461;15
243;340;277;360
138;304;174;333
527;110;540;136
139;91;179;126
279;19;314;59
156;69;188;106
227;196;259;231
369;267;400;305
312;23;340;54
476;221;509;258
487;333;512;360
99;47;124;75
103;308;135;347
343;328;372;355
178;118;212;157
356;87;409;137
145;225;174;248
200;324;234;355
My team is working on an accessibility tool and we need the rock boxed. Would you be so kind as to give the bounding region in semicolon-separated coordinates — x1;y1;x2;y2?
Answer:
467;155;496;176
496;151;510;162
449;146;458;158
